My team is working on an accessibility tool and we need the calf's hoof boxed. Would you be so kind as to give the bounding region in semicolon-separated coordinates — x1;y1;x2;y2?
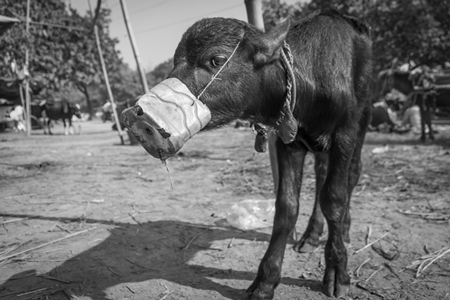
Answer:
323;267;350;297
244;282;275;300
293;239;318;253
293;231;320;253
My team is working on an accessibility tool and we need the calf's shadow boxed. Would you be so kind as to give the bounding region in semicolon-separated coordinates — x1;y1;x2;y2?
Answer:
0;215;322;299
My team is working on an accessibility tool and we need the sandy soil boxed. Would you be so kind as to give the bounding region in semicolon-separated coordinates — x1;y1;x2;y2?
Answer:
0;120;449;300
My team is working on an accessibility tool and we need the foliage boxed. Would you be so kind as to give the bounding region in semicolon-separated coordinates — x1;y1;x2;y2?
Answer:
0;0;143;118
262;0;450;73
146;58;174;88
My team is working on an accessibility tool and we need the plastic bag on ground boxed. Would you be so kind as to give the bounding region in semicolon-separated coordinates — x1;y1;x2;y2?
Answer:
226;199;275;230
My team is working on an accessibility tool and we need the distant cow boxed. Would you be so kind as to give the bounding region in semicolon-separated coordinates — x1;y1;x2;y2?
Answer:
40;101;81;135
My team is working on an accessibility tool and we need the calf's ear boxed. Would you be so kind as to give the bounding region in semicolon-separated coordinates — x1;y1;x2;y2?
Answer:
251;19;290;67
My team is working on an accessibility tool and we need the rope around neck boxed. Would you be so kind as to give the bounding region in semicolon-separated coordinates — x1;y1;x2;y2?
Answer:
197;40;241;99
275;40;297;126
254;41;297;152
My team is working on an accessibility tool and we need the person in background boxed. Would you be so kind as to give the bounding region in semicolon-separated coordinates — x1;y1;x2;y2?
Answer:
8;105;25;132
369;100;399;133
401;104;422;134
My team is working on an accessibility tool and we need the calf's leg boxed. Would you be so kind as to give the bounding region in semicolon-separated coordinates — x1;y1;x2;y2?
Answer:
320;128;356;297
245;138;307;300
343;118;368;244
293;152;327;253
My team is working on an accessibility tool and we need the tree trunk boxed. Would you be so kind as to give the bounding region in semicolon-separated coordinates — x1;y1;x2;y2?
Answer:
77;82;93;120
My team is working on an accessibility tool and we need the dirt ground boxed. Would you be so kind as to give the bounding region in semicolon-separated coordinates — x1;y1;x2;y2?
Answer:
1;120;449;300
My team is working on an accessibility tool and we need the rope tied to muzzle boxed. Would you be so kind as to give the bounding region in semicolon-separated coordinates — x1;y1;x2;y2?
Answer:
197;40;242;100
254;40;298;152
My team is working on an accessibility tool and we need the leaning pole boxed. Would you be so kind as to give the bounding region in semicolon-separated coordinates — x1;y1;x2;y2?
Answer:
88;0;125;145
25;0;31;136
119;0;149;94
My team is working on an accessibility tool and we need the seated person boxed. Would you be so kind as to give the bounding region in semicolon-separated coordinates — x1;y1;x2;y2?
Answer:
401;105;423;134
369;101;398;133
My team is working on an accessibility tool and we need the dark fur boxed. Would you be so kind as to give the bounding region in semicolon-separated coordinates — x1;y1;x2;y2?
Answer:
40;101;81;135
167;10;373;299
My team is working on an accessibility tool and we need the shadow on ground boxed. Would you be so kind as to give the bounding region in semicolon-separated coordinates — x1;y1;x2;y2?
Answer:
0;214;323;300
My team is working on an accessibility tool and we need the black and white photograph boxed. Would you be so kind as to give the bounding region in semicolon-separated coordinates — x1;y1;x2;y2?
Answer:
1;0;449;299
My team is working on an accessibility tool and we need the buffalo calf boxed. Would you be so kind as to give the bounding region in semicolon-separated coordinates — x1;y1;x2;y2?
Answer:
124;10;372;300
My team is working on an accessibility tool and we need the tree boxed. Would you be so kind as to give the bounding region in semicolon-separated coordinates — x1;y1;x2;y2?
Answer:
146;58;174;88
262;0;450;73
0;0;132;119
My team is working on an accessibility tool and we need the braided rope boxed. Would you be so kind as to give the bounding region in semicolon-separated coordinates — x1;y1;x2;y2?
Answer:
275;40;296;126
254;41;296;151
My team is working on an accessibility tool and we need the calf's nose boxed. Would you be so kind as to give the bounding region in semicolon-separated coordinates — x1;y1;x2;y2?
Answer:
134;105;144;116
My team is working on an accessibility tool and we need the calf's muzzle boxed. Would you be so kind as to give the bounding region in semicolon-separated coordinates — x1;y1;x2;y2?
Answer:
121;78;211;160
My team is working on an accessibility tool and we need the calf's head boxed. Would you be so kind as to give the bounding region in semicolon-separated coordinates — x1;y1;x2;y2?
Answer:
122;18;290;159
169;17;290;128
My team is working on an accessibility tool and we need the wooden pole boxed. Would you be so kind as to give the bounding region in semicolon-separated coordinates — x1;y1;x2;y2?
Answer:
119;0;149;94
244;0;279;194
93;26;124;144
25;0;31;136
88;0;124;144
244;0;265;31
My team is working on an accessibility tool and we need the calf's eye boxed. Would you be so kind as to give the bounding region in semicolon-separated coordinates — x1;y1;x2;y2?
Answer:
211;55;227;67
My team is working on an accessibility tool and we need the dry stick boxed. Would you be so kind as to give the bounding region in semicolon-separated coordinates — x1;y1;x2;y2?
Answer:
49;218;61;231
125;258;153;270
0;227;95;262
365;225;372;245
38;274;70;284
17;286;54;297
63;289;75;299
409;247;450;269
107;266;122;277
355;184;367;196
398;210;450;219
128;213;142;226
56;224;72;234
4;193;36;199
183;228;210;262
355;232;389;254
365;265;384;283
354;258;371;277
356;282;384;299
416;247;450;278
158;283;172;300
0;244;20;257
384;263;400;278
2;218;28;224
159;291;173;300
125;285;135;294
